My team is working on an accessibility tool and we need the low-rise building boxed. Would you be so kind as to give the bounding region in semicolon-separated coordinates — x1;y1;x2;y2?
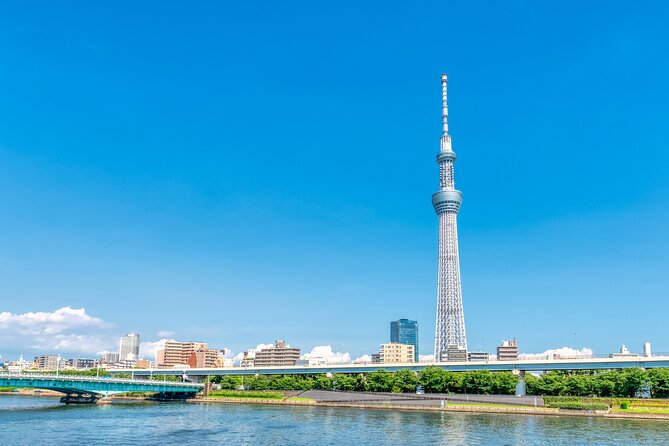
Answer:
467;351;490;362
445;345;467;362
7;355;32;372
101;352;120;365
379;343;414;364
67;358;99;369
157;341;223;368
214;350;231;368
35;355;60;370
497;339;519;361
254;340;301;367
297;356;326;366
187;349;218;368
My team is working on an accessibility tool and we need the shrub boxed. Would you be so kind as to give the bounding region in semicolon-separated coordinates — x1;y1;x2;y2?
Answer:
207;390;284;399
620;401;629;410
545;401;609;411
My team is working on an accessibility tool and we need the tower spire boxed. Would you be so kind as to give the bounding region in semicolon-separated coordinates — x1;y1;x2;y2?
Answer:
441;74;449;136
440;74;453;153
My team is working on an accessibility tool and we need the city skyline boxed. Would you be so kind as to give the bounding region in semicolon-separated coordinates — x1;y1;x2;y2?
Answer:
1;1;668;360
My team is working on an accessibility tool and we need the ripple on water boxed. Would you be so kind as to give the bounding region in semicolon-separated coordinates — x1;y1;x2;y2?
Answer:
2;396;669;446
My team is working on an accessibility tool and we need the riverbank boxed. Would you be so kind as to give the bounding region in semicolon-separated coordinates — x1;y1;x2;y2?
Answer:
5;389;669;420
0;389;62;397
189;391;669;421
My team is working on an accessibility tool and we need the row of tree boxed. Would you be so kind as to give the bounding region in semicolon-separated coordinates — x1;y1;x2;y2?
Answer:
527;369;669;398
211;369;517;394
209;367;669;398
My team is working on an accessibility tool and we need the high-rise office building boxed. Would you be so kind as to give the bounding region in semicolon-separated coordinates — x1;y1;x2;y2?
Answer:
119;333;140;361
432;74;467;360
390;319;419;362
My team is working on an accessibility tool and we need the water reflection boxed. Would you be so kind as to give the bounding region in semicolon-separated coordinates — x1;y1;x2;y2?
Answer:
2;396;669;445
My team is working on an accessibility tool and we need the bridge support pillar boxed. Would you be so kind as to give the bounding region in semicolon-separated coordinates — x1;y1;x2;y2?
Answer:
515;371;526;396
60;394;100;404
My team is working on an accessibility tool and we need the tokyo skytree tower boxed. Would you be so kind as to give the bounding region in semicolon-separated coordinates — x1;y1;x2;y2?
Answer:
432;74;467;359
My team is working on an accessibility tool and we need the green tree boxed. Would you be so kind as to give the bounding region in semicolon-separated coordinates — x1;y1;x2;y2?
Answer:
647;368;669;398
593;371;620;397
491;372;518;395
216;376;242;390
332;374;357;391
563;373;595;397
419;367;446;393
462;370;495;394
529;372;567;396
248;374;270;390
392;369;419;393
618;369;649;398
313;374;333;390
366;370;395;392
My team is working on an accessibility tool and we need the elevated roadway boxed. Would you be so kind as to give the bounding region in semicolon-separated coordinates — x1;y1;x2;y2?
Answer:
117;355;669;377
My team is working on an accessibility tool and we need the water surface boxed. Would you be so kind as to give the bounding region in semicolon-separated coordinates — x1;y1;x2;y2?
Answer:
1;395;668;445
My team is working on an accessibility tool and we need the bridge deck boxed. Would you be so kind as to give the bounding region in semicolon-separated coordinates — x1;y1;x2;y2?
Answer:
0;373;203;398
114;356;669;377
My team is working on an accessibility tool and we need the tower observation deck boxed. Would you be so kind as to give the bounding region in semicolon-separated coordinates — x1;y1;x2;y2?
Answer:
432;74;467;360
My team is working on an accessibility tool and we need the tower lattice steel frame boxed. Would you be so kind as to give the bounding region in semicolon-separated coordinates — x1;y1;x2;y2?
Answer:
432;74;467;359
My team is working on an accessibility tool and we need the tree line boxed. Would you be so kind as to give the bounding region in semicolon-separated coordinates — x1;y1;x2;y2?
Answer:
209;367;669;398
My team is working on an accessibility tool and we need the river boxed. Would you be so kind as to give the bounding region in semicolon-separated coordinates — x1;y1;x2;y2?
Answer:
1;395;668;445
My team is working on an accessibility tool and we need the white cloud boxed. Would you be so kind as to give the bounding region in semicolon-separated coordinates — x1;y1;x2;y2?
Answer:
353;354;372;364
419;354;435;363
157;330;175;338
519;347;593;360
0;307;106;334
140;338;176;360
301;345;352;364
0;307;114;356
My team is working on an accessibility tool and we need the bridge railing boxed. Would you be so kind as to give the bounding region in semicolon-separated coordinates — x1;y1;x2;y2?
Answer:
0;372;202;388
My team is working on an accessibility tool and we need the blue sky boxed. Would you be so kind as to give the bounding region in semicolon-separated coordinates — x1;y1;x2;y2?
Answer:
1;1;668;361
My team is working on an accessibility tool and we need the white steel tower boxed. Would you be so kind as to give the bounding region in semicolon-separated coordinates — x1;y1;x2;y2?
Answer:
432;74;467;360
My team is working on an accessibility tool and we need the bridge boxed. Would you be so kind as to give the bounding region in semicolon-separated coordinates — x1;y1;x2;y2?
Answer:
114;356;669;396
1;373;204;404
117;356;669;377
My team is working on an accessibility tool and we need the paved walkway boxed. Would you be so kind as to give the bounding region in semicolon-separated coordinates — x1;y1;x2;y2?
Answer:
298;390;544;407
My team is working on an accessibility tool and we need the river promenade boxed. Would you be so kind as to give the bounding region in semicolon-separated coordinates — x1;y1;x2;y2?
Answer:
192;390;669;421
